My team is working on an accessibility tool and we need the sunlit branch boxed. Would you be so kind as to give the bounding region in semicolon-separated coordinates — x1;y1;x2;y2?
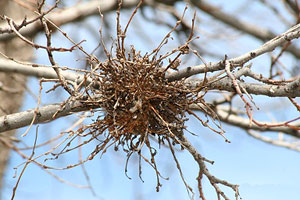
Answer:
187;77;300;97
167;22;300;81
0;58;87;82
0;0;138;41
0;100;93;133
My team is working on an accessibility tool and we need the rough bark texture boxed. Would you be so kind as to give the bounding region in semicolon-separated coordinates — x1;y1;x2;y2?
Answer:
0;0;33;196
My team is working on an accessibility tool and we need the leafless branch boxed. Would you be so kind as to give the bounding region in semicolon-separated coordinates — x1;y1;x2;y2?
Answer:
246;130;300;152
0;58;91;84
189;0;300;58
0;99;95;133
167;22;300;81
0;0;139;41
177;134;239;200
199;105;300;138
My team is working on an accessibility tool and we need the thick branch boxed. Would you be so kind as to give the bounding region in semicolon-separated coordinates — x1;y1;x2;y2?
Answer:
0;58;87;82
2;58;300;97
167;22;300;81
0;100;92;133
187;77;300;97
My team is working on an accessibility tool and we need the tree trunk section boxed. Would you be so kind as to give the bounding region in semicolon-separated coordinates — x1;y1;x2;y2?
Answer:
0;0;33;197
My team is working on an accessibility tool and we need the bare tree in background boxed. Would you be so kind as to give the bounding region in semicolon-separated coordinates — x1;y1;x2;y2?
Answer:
0;0;300;199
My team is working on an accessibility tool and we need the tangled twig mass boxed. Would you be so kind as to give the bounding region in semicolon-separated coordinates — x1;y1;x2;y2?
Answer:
71;4;210;194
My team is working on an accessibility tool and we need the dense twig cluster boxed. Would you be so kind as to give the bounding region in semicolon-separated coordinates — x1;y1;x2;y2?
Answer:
65;2;208;194
83;47;191;151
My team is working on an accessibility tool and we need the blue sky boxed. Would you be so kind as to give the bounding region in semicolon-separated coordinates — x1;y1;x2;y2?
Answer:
3;1;300;200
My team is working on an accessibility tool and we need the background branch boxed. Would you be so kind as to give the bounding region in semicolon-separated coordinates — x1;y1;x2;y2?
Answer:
0;0;139;41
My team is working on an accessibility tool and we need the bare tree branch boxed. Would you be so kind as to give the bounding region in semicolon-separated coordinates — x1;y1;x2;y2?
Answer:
167;22;300;81
0;58;87;82
246;130;300;152
0;0;139;41
187;76;300;97
1;22;299;98
190;0;274;40
2;56;300;98
177;134;239;200
0;99;93;133
207;106;300;138
189;0;300;58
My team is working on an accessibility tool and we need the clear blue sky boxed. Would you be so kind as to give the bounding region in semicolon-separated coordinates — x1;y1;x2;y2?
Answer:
3;1;300;200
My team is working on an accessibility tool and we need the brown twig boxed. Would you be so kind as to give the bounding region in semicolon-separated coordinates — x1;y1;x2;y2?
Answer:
11;125;39;200
177;134;239;200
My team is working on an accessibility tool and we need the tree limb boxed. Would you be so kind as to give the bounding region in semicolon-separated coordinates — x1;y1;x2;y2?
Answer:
177;134;239;200
0;58;87;82
0;99;93;133
0;0;138;41
187;76;300;97
167;22;300;81
1;22;300;98
205;106;300;138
